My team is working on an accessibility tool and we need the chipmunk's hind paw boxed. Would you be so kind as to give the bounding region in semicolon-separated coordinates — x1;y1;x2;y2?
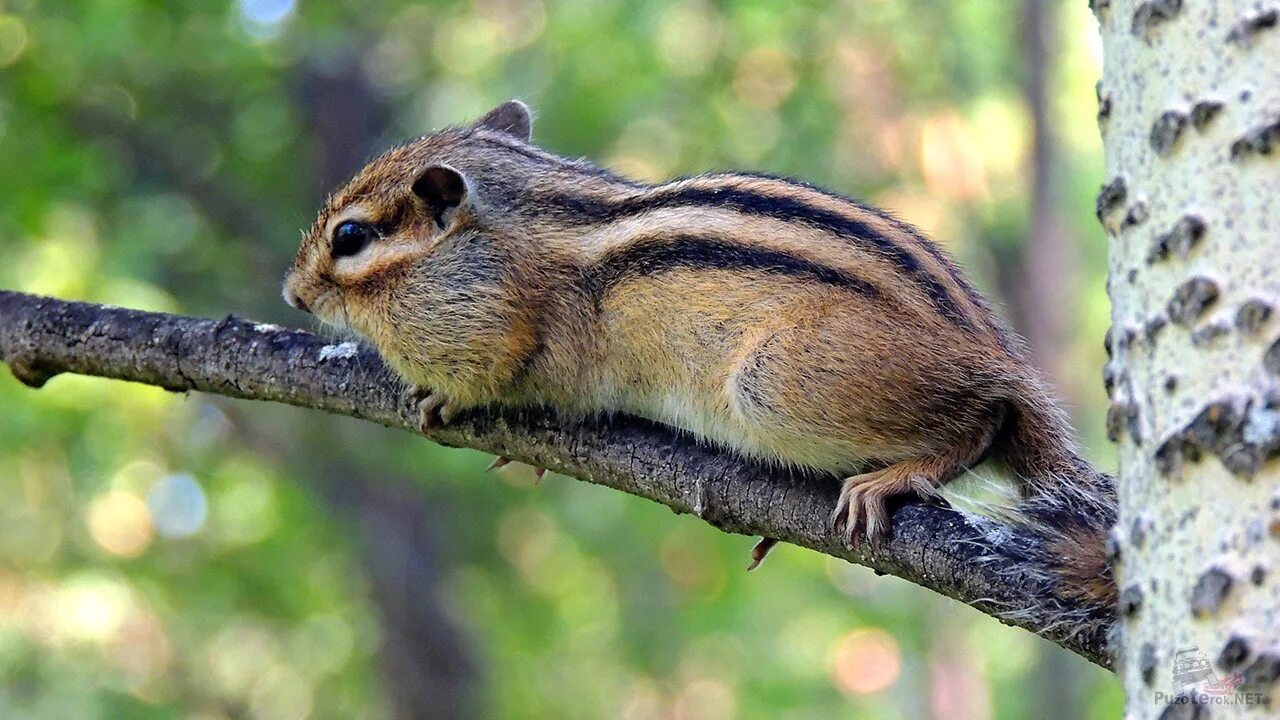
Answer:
407;386;461;432
832;463;941;549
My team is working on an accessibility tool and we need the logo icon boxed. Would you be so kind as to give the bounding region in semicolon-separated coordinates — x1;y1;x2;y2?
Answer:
1171;647;1243;698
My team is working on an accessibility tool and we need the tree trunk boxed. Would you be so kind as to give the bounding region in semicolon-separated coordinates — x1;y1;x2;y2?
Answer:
1097;1;1280;716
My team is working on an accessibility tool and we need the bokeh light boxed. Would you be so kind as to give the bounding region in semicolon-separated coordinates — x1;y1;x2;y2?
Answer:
830;628;903;696
672;677;736;720
147;473;209;538
238;0;296;40
87;490;153;558
0;15;28;68
239;0;295;26
732;47;797;110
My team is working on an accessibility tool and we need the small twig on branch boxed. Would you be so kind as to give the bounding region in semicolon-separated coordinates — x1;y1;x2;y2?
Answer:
0;290;1111;667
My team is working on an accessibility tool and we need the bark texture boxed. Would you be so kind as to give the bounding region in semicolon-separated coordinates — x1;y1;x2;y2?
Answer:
0;289;1110;666
1097;1;1280;715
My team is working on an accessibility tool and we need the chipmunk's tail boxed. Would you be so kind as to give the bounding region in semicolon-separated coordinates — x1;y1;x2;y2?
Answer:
944;387;1117;647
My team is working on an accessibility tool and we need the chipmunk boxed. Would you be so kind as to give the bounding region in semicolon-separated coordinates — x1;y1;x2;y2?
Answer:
283;100;1116;618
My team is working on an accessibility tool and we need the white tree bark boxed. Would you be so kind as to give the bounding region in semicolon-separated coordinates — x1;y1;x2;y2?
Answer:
1097;1;1280;717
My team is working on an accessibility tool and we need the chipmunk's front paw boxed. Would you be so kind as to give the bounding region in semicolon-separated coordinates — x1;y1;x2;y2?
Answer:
407;386;461;432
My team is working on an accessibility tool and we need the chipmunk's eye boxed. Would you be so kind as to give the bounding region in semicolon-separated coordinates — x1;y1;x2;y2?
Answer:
331;221;377;258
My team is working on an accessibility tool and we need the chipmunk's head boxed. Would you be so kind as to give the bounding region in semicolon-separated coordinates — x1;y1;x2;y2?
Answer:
283;99;536;394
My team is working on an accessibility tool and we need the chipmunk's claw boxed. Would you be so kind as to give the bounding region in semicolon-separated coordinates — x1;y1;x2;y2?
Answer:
408;386;459;433
747;537;779;571
831;475;886;549
832;465;932;550
484;455;545;483
439;402;460;425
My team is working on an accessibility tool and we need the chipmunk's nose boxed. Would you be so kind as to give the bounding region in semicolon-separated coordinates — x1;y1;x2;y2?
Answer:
283;287;311;315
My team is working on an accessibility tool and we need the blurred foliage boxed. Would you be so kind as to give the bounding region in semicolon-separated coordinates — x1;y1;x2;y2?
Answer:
0;0;1120;718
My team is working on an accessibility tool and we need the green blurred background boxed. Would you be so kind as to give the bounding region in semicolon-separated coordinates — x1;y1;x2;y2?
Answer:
0;0;1120;717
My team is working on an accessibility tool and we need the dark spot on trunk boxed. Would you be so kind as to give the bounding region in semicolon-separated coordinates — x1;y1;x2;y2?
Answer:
1148;215;1206;263
1239;652;1280;704
1124;200;1151;228
1190;100;1224;130
1105;530;1122;564
1155;435;1186;476
1179;397;1268;477
1132;0;1183;38
1191;321;1231;347
1132;517;1150;548
1264;339;1280;376
1167;276;1220;325
1106;400;1141;444
1190;567;1233;618
1096;177;1128;222
1146;313;1170;342
1230;117;1280;160
1152;111;1188;155
1120;585;1144;617
1227;9;1278;46
1219;635;1252;672
1236;299;1274;333
1141;643;1158;685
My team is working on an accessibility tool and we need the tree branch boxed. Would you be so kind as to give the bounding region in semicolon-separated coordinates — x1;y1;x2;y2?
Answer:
0;290;1112;667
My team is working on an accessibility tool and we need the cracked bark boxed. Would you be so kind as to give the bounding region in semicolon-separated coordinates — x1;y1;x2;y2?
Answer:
0;289;1111;667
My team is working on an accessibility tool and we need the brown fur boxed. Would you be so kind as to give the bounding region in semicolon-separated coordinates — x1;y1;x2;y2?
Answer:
283;100;1115;602
1050;527;1116;607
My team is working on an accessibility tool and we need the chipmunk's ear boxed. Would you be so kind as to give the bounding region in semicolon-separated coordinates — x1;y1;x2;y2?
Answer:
411;164;470;229
473;99;532;142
